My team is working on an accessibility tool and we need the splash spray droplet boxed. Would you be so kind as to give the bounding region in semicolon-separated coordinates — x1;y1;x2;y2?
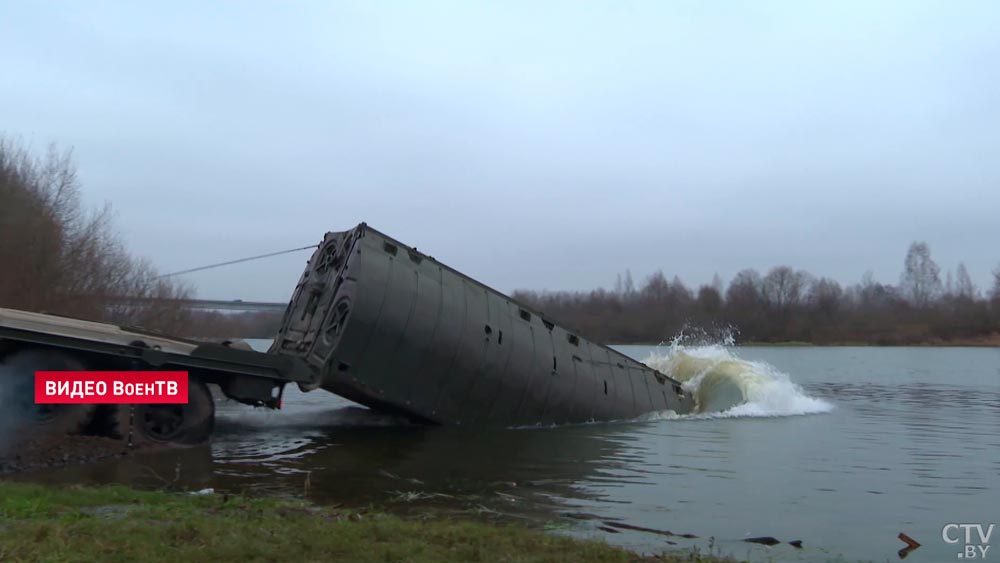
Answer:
640;340;833;419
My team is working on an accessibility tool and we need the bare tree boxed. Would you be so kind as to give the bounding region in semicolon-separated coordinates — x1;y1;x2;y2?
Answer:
696;284;722;314
900;241;942;308
808;277;843;317
0;137;192;332
992;264;1000;301
711;273;724;295
762;266;808;311
514;257;998;345
726;269;763;307
955;262;976;300
669;276;693;304
623;269;636;299
641;270;670;303
856;271;894;309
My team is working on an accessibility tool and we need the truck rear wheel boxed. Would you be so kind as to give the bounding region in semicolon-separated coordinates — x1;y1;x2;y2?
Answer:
0;349;96;437
117;379;214;447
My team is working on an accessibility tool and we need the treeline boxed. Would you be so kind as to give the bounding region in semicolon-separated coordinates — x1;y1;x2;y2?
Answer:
0;137;289;340
7;137;1000;345
0;138;288;340
0;138;193;334
184;310;284;340
513;243;1000;345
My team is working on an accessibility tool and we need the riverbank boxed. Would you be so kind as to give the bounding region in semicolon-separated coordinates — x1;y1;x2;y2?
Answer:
609;334;1000;347
0;482;736;563
0;436;129;475
743;334;1000;346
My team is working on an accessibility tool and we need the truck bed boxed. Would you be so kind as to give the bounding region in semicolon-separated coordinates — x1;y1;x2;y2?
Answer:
0;307;314;407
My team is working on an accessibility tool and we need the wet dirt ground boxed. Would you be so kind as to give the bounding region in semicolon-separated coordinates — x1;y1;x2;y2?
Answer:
0;434;130;475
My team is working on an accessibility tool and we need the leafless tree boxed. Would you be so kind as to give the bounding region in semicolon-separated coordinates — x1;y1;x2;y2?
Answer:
622;270;636;299
900;241;942;308
855;271;894;309
808;277;843;317
762;266;809;311
0;137;192;332
513;254;997;345
10;135;996;344
641;270;670;303
991;264;1000;301
711;273;724;295
696;284;722;314
955;263;976;301
726;269;762;307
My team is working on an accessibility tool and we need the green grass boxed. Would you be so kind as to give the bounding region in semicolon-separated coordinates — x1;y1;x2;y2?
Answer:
0;482;737;563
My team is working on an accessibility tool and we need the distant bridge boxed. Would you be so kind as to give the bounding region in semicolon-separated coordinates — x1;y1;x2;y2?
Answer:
107;297;288;313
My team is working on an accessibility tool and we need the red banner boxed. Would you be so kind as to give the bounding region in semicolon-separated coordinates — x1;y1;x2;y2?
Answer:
34;371;189;404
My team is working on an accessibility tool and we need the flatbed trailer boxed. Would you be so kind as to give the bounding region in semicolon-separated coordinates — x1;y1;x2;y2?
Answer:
0;308;313;445
0;223;694;446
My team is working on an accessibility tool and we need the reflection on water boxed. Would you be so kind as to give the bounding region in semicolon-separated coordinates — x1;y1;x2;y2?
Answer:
14;345;1000;563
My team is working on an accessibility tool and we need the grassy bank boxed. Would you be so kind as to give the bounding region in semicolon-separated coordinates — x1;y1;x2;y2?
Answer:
0;482;735;563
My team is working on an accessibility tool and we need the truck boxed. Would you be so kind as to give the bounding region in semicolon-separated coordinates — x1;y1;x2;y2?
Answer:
0;223;695;447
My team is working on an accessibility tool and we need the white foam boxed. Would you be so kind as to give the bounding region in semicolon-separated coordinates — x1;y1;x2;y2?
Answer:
640;342;833;419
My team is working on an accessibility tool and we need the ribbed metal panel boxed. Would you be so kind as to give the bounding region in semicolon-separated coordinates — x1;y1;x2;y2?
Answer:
272;224;696;425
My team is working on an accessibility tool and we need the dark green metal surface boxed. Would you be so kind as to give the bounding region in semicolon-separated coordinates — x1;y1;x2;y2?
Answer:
271;223;696;425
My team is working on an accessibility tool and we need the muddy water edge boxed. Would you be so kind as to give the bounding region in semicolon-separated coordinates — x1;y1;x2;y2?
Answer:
5;344;999;563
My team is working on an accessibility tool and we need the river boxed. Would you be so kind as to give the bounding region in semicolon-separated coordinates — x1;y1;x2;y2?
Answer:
17;343;1000;562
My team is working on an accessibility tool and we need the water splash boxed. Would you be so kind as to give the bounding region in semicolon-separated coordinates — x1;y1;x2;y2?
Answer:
641;339;833;419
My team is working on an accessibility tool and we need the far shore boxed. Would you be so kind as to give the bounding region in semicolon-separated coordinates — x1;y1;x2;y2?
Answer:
608;334;1000;348
201;333;1000;349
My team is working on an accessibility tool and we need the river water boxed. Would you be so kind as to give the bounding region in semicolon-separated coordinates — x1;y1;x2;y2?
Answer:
18;343;1000;562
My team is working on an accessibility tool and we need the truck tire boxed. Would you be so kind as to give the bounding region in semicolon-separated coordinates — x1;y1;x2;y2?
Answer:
117;379;214;447
0;349;96;437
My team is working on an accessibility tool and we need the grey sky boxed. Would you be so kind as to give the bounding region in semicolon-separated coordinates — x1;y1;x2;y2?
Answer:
3;1;998;301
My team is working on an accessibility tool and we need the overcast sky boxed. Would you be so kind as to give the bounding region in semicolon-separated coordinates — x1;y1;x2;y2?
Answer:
3;1;998;301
